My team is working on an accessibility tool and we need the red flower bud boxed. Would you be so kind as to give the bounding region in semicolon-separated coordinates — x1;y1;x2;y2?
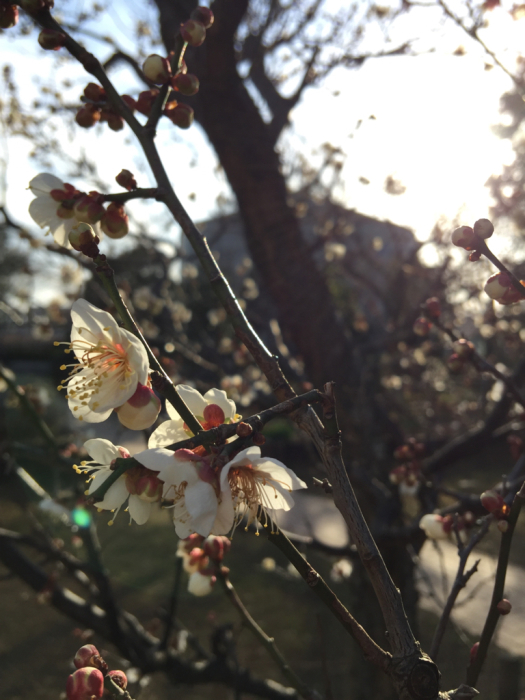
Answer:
485;272;525;305
76;104;101;128
69;223;98;253
101;202;129;239
451;226;478;251
252;432;266;446
469;250;482;262
203;535;231;561
116;169;137;191
100;108;124;131
473;218;494;239
191;6;214;28
180;19;206;46
497;599;512;615
236;422;253;438
73;644;100;669
480;489;505;514
108;670;128;689
0;1;18;29
143;54;172;84
165;102;194;129
66;667;104;700
74;195;104;224
116;383;161;430
413;317;432;336
83;83;106;102
38;28;66;51
171;72;200;96
136;89;159;116
424;297;441;318
121;94;137;111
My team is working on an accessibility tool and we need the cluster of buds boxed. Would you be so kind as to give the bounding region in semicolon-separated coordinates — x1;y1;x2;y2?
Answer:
180;6;214;46
480;489;509;523
484;271;525;306
389;438;425;488
66;644;127;700
447;338;475;374
115;169;137;191
419;511;474;540
76;83;134;132
451;218;494;259
177;533;231;597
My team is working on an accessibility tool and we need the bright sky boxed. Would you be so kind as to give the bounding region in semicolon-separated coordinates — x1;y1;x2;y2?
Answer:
1;1;523;298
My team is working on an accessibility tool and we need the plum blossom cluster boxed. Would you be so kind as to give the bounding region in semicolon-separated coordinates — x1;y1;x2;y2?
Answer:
28;173;129;246
55;299;160;429
66;643;128;700
177;533;231;596
389;438;425;490
419;511;475;541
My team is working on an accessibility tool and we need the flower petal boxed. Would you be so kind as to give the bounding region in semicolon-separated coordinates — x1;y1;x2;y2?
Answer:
29;173;64;195
95;476;128;510
148;420;188;448
166;385;207;421
212;491;235;535
134;447;176;473
254;458;307;491
84;438;121;465
71;299;120;343
128;496;152;525
87;468;113;493
203;388;236;420
28;196;59;228
184;480;218;536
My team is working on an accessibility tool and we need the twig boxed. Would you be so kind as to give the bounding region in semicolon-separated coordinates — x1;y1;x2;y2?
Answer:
466;481;525;686
160;554;183;651
216;568;323;700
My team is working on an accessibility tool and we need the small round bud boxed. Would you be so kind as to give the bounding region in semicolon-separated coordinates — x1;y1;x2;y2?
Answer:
115;169;137;191
66;667;104;700
424;297;441;318
454;339;474;360
419;513;448;540
469;250;482;262
447;352;464;373
497;519;509;533
73;644;100;669
191;6;214;28
480;489;505;514
108;670;128;689
485;272;525;305
121;94;137;111
76;104;101;129
180;19;206;46
38;28;66;51
413;317;432;336
143;54;172;84
203;535;231;561
0;1;18;29
136;89;159;116
497;599;512;615
83;83;106;102
165;102;194;129
451;225;478;250
236;421;253;438
473;218;494;239
252;432;266;446
171;72;200;96
116;383;161;430
101;202;129;239
69;223;96;252
469;642;479;664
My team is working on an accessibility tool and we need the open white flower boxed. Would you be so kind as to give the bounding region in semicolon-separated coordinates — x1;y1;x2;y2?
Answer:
219;446;307;533
148;385;238;448
153;448;234;538
76;439;175;525
29;173;80;247
56;299;150;423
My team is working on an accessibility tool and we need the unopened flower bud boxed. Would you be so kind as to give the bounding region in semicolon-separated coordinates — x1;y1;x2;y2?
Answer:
101;202;129;239
76;104;101;129
419;513;448;540
73;644;100;669
252;432;266;446
165;102;194;129
0;1;18;29
191;6;214;28
413;317;432;336
99;108;124;132
188;571;215;596
451;225;478;250
480;489;505;514
469;642;479;664
497;520;509;533
115;383;161;430
484;272;525;305
236;422;253;438
180;19;206;46
108;670;128;689
136;89;159;116
469;250;482;262
447;352;464;373
143;54;172;84
497;599;512;615
116;169;137;191
69;223;97;252
83;83;106;102
454;339;474;359
66;667;104;700
121;94;137;111
74;195;104;224
171;72;200;96
203;535;231;561
473;218;494;239
38;28;66;51
424;297;441;318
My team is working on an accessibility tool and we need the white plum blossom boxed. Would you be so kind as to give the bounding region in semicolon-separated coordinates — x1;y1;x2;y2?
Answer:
154;448;233;538
56;299;150;423
419;513;448;540
188;571;215;597
148;385;238;448
28;173;79;247
219;446;307;533
77;439;175;525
